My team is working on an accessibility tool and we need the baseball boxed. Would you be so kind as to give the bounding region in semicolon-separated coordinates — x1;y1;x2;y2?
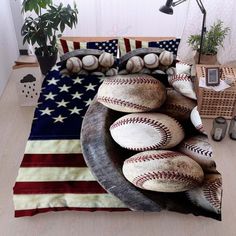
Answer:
152;69;166;75
176;62;191;75
122;150;204;192
91;71;105;77
66;57;82;73
178;135;216;172
99;52;115;68
159;51;174;66
97;74;167;113
186;174;222;214
126;56;144;73
158;88;197;121
166;67;176;76
190;106;207;135
168;74;197;100
143;53;159;69
139;68;152;74
82;55;99;71
106;68;118;77
110;113;185;151
118;69;129;75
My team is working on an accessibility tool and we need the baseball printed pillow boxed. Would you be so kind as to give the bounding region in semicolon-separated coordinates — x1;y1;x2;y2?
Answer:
119;37;180;56
57;38;118;57
59;49;118;77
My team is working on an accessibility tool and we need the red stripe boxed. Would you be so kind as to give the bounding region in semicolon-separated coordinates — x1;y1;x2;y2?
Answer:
15;207;130;217
124;38;131;53
135;40;142;49
60;39;69;53
21;154;87;167
13;181;107;194
73;41;80;50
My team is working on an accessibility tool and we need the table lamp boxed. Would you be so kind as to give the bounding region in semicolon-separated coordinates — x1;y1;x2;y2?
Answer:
159;0;206;64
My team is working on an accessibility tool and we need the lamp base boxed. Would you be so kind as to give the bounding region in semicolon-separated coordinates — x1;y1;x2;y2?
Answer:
194;52;218;65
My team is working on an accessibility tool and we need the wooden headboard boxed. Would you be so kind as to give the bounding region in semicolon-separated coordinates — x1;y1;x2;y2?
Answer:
61;36;175;42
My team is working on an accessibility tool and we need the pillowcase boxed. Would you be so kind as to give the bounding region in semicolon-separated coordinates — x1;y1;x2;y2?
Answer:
119;37;180;56
57;38;118;57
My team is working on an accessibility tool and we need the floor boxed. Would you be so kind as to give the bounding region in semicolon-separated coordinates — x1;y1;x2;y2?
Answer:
0;73;236;236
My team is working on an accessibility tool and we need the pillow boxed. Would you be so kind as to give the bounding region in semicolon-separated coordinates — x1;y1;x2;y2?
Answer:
58;49;118;77
119;37;180;56
57;38;118;57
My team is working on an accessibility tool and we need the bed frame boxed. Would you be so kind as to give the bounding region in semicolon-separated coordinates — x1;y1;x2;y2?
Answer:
61;36;175;42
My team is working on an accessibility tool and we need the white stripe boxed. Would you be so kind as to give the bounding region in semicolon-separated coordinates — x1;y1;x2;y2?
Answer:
56;39;64;56
16;167;95;182
118;38;126;56
14;193;127;210
130;39;136;51
79;42;87;49
141;41;149;48
25;140;81;154
67;41;74;52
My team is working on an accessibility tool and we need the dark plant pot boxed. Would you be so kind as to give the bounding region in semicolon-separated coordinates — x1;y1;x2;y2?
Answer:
194;52;218;65
35;47;58;75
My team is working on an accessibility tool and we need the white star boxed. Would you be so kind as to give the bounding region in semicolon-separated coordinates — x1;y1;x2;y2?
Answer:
47;77;59;85
99;77;106;82
40;107;54;116
71;91;83;99
84;98;93;107
73;77;84;84
56;99;69;107
69;106;83;115
36;102;42;108
59;84;71;92
51;64;60;71
53;115;66;123
44;92;57;100
85;83;96;91
61;73;70;79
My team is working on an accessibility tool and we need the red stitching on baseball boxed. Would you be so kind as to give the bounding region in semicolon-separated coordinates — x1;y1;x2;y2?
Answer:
97;96;151;111
163;103;192;114
177;62;192;66
133;171;202;189
103;76;159;85
169;74;191;85
196;124;206;133
182;142;213;158
110;116;173;151
203;177;222;212
125;151;181;164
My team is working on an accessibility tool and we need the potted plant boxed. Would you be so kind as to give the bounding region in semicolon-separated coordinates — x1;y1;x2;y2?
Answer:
21;0;78;74
188;20;230;64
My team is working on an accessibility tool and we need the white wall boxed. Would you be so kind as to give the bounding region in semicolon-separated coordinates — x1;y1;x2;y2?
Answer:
61;0;189;37
0;0;19;96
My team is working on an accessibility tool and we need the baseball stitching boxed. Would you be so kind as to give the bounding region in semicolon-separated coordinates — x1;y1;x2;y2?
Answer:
125;151;181;164
203;177;222;212
97;96;151;111
196;124;205;133
169;75;191;85
110;116;172;151
133;171;202;189
163;103;192;114
182;142;213;158
103;76;159;85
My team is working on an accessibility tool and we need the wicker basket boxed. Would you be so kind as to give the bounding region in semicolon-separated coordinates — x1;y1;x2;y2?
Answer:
194;64;236;119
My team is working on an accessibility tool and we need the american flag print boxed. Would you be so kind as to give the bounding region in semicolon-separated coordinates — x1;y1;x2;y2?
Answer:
13;68;128;217
119;38;181;56
57;38;118;57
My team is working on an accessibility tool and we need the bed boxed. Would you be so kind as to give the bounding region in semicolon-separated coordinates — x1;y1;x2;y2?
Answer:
13;37;222;220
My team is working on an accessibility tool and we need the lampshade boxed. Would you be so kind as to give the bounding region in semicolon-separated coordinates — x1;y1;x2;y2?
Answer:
159;5;173;15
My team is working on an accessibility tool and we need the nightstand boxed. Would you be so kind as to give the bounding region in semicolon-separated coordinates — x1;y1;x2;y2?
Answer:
12;56;43;106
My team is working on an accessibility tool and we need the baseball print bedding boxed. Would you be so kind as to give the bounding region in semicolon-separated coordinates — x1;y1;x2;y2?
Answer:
13;45;222;220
